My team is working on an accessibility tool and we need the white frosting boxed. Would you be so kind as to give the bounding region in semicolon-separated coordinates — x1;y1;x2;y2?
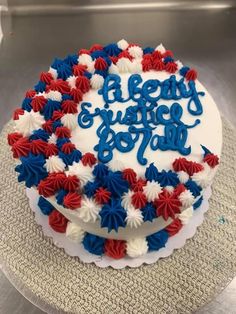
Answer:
76;196;100;223
66;75;76;89
45;155;65;173
128;46;143;59
77;54;94;73
46;90;62;102
108;63;119;74
117;39;129;50
61;113;77;130
48;67;58;79
48;133;57;144
179;190;194;209
66;222;85;243
176;60;183;69
177;171;189;184
71;70;222;177
126;206;143;228
129;60;142;73
78;53;92;65
67;162;94;187
191;163;215;188
165;186;174;193
179;206;194;225
126;237;148;258
121;190;134;210
143;181;162;202
155;43;166;53
116;58;131;73
108;159;125;172
15;111;45;137
90;74;104;89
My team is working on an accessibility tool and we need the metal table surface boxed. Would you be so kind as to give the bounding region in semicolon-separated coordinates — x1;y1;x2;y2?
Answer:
0;5;236;314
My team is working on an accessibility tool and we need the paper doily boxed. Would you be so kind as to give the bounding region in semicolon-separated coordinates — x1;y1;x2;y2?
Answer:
26;187;212;269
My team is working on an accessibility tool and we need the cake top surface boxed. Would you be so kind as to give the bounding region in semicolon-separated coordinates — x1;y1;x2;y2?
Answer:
73;69;221;176
7;39;221;238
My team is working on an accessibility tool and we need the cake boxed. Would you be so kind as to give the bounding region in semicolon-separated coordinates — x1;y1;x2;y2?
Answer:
7;39;222;260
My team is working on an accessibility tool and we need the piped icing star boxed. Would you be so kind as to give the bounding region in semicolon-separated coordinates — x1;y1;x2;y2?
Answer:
141;203;157;222
76;196;100;223
121;190;134;210
15;111;45;137
178;190;194;209
154;190;181;221
179;206;194;225
61;114;77;130
99;199;127;232
66;222;85;243
15;153;47;188
143;181;162;202
45;155;66;173
67;162;94;187
126;206;143;228
126;238;148;258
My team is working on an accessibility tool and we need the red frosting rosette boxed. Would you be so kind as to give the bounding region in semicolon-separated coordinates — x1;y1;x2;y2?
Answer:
75;76;90;93
31;96;47;112
154;190;181;220
63;192;81;209
7;132;23;146
61;142;76;154
49;209;68;233
63;175;80;192
122;168;137;186
131;191;147;209
30;139;47;155
172;157;189;172
94;188;111;204
104;239;126;259
48;172;66;190
38;178;56;197
203;154;219;168
40;72;53;84
45;143;59;157
11;137;31;158
165;218;183;236
47;79;70;94
81;153;97;167
61;100;78;114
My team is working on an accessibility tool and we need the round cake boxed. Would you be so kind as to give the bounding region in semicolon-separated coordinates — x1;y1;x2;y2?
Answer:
7;39;222;259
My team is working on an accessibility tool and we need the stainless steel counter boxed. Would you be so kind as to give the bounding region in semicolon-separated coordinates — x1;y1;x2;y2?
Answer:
0;5;236;313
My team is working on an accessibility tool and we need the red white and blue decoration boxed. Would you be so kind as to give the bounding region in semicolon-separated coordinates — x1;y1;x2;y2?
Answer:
27;186;212;268
8;39;219;259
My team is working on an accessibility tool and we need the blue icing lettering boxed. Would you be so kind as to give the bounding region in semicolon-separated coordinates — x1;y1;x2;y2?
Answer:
129;126;152;165
98;74;125;105
128;74;143;102
142;78;161;102
77;74;205;165
187;81;204;115
100;74;204;115
150;124;191;155
78;102;100;129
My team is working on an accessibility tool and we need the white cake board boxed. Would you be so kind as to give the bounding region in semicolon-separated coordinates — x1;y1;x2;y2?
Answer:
26;187;211;269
